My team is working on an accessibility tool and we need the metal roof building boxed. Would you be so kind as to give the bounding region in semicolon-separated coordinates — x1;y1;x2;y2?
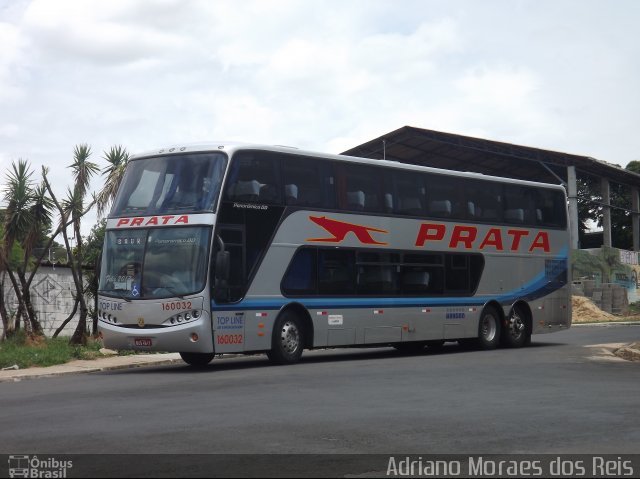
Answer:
343;126;640;251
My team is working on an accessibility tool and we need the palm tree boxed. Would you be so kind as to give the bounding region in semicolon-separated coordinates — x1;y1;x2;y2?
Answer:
44;144;128;343
17;181;54;336
95;145;130;218
0;160;32;333
0;222;24;339
68;145;99;344
43;144;99;344
1;160;53;337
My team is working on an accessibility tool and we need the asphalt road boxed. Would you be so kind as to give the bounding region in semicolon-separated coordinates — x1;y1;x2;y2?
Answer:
1;324;639;476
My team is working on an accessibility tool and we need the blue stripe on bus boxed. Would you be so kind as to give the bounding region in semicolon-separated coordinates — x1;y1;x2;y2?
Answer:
211;249;568;312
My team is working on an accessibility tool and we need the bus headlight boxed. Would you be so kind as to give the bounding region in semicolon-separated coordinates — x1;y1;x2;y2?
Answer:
164;310;203;326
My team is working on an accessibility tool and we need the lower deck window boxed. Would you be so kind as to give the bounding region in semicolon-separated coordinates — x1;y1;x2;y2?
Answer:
281;247;483;297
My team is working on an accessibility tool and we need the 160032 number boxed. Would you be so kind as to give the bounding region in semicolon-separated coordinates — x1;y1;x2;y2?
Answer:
161;301;192;311
217;334;243;345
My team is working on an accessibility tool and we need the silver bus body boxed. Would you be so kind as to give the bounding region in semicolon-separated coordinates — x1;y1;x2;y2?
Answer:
98;143;570;362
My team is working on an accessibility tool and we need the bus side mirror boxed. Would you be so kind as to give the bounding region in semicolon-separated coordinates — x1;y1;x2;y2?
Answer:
214;250;230;302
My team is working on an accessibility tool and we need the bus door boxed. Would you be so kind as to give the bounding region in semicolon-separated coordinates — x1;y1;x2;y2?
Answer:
212;224;247;352
215;224;246;304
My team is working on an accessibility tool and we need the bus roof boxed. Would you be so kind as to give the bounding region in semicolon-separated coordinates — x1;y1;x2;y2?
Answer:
131;141;566;192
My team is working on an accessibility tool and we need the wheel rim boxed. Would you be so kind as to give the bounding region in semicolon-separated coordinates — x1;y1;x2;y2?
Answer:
480;313;497;342
508;310;526;341
280;320;300;354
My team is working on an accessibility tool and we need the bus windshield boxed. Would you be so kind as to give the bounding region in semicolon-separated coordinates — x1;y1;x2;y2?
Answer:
99;226;211;299
110;152;227;217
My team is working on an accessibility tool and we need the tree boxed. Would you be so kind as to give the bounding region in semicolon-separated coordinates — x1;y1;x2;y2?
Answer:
576;173;601;247
0;221;24;340
576;170;635;250
609;182;632;250
43;144;99;345
83;219;106;335
95;145;130;217
2;144;129;343
626;161;640;174
0;160;54;337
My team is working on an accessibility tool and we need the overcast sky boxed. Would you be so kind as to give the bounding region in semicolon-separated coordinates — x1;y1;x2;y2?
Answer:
1;0;639;235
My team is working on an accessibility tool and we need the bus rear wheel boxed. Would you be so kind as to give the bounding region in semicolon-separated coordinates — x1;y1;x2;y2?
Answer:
267;311;305;365
501;304;530;348
476;305;501;350
180;352;214;367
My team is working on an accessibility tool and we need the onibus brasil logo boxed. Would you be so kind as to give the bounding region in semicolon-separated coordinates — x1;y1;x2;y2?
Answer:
8;455;73;478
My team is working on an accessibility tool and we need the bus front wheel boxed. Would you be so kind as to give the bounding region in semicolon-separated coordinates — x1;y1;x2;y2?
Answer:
180;352;214;367
267;311;305;365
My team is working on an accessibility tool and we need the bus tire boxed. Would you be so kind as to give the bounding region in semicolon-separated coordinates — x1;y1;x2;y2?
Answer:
180;352;214;367
501;304;530;348
268;310;305;365
476;305;501;350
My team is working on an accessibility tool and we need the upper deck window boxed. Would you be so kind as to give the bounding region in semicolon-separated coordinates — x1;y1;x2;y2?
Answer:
110;152;227;217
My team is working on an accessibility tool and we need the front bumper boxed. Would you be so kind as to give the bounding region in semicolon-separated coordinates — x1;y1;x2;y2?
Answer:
98;314;214;353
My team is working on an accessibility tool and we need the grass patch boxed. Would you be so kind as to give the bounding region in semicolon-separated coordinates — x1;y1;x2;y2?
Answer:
0;332;103;369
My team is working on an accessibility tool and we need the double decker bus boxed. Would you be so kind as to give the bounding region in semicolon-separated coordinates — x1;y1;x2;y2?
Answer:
97;142;570;366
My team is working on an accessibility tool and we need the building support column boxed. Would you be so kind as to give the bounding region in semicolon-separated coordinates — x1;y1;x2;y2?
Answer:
567;166;579;250
601;177;612;247
633;187;639;252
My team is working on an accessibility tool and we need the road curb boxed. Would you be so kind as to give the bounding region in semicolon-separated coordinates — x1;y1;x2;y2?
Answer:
0;352;252;383
0;353;184;383
573;321;640;327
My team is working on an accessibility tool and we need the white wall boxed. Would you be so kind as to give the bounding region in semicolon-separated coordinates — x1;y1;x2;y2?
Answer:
1;266;90;338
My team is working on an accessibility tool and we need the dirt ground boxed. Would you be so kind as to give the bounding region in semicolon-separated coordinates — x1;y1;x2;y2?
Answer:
572;295;640;323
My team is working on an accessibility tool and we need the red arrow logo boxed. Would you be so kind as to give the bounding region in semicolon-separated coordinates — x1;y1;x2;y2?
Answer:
307;216;388;245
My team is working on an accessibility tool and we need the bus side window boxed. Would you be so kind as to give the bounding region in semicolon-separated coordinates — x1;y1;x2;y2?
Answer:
393;170;426;216
357;265;397;294
347;191;365;210
282;156;333;208
532;188;567;228
337;163;384;213
318;249;355;295
225;153;282;205
282;248;317;295
400;269;430;294
229;180;261;202
429;200;452;217
503;183;535;225
404;253;444;294
466;179;502;222
425;175;464;219
285;184;298;205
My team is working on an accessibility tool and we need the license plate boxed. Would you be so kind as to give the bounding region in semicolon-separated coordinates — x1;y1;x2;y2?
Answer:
134;338;152;347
